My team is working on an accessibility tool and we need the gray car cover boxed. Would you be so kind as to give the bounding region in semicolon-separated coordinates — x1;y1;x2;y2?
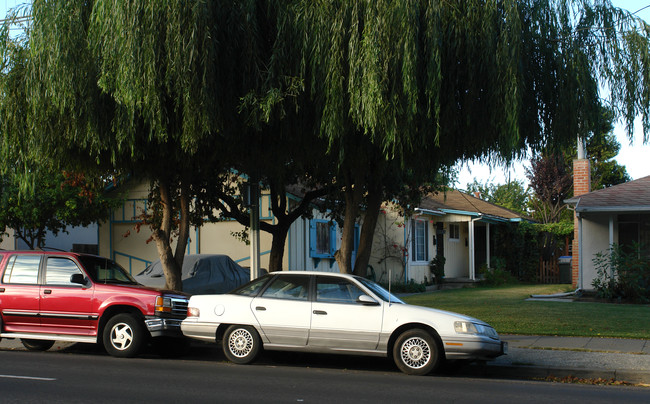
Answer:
135;254;250;294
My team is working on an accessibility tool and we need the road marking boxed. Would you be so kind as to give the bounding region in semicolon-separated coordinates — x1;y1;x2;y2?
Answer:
0;374;56;381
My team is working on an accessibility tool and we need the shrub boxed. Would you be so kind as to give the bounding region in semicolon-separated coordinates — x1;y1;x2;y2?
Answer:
592;243;650;303
482;257;518;286
379;279;426;294
429;255;446;285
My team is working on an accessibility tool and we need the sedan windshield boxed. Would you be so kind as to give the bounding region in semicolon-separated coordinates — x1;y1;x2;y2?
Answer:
78;256;138;285
355;277;404;304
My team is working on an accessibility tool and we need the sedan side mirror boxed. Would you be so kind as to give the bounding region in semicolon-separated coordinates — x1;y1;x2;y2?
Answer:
357;294;380;306
70;273;88;286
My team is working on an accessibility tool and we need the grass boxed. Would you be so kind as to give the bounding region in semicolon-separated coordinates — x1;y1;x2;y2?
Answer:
401;284;650;339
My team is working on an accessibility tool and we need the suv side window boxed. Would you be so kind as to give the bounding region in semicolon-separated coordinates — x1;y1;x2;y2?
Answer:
2;255;41;284
45;257;84;286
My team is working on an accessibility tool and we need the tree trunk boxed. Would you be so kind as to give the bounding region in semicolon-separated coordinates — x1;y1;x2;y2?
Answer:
353;183;382;277
336;181;363;274
268;225;290;272
151;181;183;291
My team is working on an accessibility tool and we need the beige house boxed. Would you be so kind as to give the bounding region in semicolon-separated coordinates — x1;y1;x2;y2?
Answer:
95;181;525;285
368;190;526;285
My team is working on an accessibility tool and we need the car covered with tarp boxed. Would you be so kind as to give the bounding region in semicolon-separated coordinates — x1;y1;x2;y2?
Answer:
135;254;250;295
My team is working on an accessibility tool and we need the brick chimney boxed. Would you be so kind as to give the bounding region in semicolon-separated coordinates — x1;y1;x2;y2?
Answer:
571;158;590;288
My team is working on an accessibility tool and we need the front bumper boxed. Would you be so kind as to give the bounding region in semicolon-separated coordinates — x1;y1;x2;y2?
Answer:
145;317;185;338
443;337;507;360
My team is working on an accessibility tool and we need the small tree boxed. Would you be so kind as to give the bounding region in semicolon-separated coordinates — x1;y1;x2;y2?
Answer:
0;170;120;249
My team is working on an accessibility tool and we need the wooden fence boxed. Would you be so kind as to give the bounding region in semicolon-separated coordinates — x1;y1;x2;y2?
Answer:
538;258;560;284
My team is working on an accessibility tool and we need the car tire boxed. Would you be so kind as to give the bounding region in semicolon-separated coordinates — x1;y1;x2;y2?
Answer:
103;313;147;358
393;329;442;375
223;325;261;364
20;339;55;351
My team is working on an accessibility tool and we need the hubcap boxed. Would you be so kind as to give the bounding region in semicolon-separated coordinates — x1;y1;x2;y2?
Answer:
110;323;134;351
400;337;431;369
229;329;254;358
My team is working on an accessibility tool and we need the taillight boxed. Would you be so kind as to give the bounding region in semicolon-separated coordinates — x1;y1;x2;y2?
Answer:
187;307;200;317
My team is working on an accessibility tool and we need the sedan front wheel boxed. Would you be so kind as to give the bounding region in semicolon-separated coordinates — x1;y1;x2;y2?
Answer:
223;325;261;364
393;329;442;375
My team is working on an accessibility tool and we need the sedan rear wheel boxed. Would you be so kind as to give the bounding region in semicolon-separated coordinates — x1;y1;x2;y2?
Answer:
21;339;55;351
223;325;261;364
393;329;441;375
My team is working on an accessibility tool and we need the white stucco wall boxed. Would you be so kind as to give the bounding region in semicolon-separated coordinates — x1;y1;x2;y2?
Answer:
579;213;616;290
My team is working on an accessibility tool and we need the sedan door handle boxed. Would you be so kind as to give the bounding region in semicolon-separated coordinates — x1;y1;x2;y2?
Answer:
255;306;266;311
43;290;52;295
313;310;327;315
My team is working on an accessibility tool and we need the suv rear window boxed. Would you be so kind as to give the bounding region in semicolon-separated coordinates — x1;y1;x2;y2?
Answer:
2;255;41;284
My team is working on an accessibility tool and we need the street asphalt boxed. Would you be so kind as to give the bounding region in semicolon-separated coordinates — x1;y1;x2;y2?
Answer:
2;334;649;384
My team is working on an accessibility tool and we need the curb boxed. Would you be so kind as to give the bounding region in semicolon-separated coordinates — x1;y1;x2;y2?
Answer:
464;363;650;384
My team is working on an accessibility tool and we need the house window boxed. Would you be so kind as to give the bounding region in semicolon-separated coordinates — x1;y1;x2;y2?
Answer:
449;224;460;240
309;219;360;262
310;219;337;258
411;220;428;262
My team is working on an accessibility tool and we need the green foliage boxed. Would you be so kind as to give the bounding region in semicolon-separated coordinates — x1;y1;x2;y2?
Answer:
0;170;121;249
466;179;531;215
429;255;446;285
379;279;426;294
592;243;650;303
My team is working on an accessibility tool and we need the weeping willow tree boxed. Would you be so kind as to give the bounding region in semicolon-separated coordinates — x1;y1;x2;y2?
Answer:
2;0;650;283
0;0;283;289
282;0;650;275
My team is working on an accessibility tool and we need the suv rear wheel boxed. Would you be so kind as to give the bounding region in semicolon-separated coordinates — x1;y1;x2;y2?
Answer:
21;339;55;351
103;313;147;358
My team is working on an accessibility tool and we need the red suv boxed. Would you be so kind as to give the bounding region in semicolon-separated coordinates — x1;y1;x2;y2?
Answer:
0;251;188;357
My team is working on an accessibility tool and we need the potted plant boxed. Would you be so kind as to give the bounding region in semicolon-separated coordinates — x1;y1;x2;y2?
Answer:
430;255;446;287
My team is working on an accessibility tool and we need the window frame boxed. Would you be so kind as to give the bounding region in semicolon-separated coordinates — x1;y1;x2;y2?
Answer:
411;219;429;263
449;223;460;241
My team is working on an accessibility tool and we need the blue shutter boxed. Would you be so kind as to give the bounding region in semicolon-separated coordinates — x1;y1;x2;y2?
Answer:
309;219;317;257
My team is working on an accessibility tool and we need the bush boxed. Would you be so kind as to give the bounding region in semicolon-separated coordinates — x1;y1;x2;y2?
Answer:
379;279;426;294
592;243;650;303
481;257;518;286
429;255;446;285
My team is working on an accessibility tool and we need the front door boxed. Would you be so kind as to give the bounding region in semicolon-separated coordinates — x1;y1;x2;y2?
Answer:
39;256;95;335
309;276;382;350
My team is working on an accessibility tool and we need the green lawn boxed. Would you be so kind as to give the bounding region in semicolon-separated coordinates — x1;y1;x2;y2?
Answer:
401;284;650;339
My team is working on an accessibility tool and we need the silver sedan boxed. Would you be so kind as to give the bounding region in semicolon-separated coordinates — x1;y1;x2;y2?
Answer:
181;271;506;375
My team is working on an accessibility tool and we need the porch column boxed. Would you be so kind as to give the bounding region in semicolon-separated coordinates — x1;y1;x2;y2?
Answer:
468;220;475;280
486;223;491;269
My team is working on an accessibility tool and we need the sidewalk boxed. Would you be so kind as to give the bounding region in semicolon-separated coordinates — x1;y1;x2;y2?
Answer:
2;334;649;384
466;335;650;384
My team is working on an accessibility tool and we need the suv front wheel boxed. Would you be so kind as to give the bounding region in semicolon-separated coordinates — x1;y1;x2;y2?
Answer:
103;314;147;358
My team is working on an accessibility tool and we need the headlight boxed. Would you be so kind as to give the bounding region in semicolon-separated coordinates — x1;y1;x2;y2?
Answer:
155;296;173;313
454;321;478;335
454;321;499;339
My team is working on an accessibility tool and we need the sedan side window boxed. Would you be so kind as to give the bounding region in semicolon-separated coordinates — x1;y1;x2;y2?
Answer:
316;277;364;304
261;275;309;301
2;255;41;284
45;257;84;286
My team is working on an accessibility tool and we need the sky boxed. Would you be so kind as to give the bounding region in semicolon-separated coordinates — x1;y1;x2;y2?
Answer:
1;0;649;189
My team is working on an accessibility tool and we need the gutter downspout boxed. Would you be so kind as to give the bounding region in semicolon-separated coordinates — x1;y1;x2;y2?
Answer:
578;211;584;290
